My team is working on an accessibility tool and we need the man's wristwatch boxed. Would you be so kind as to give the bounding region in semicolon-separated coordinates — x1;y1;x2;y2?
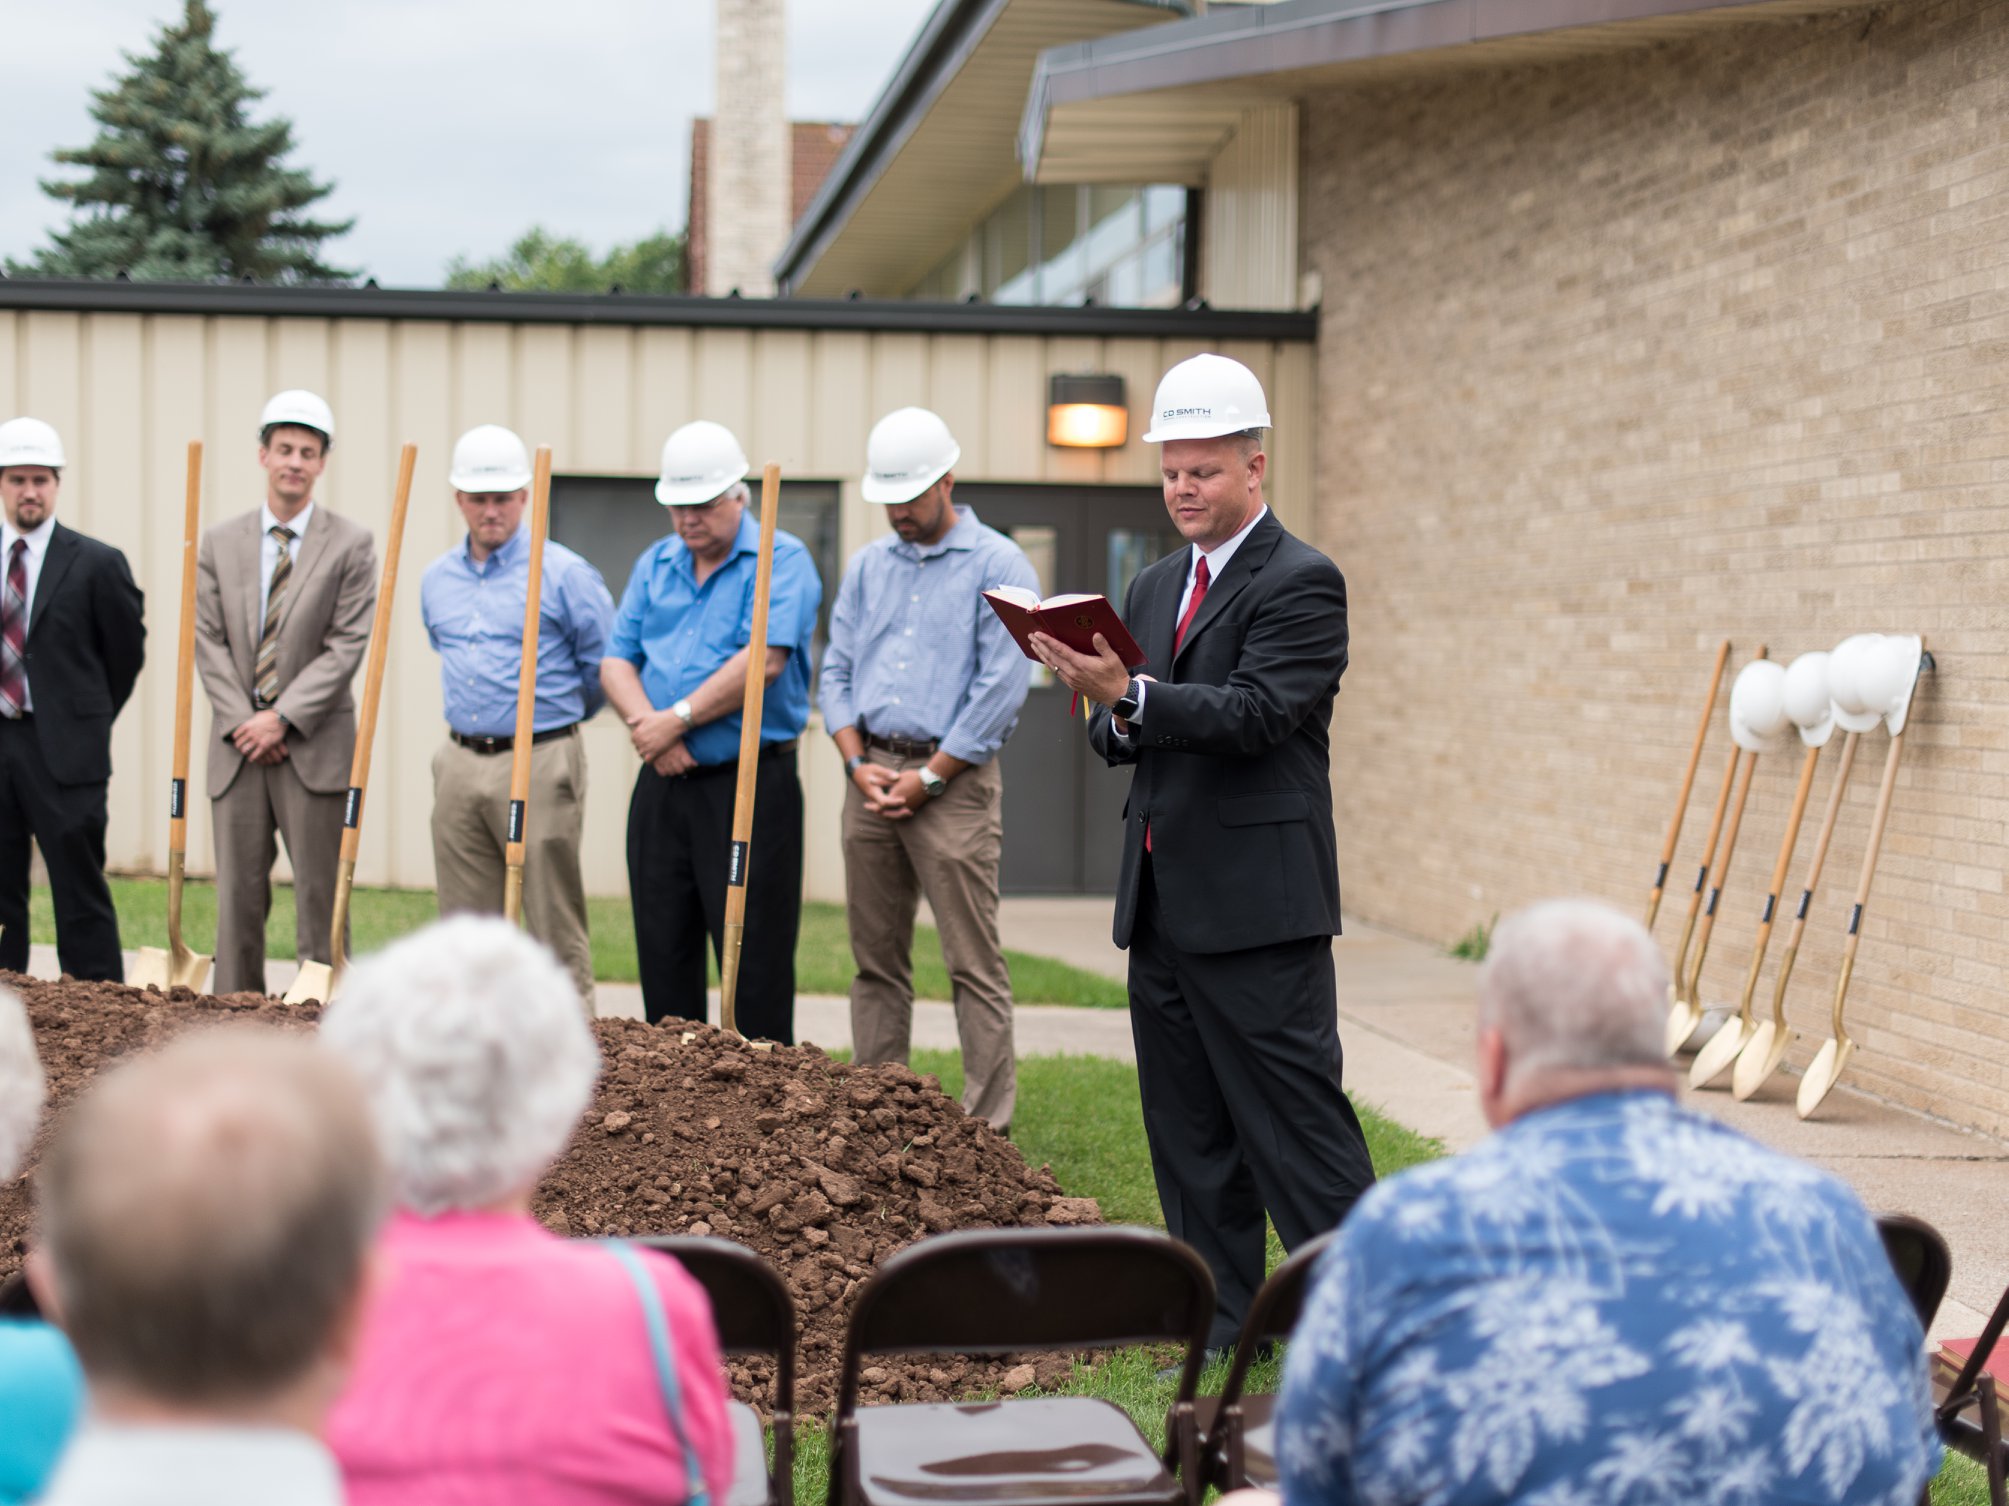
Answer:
1112;678;1143;722
845;753;866;775
916;767;948;800
672;698;695;729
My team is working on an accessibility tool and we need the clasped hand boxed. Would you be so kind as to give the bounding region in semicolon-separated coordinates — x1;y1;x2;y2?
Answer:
232;710;289;765
627;708;696;777
852;762;928;821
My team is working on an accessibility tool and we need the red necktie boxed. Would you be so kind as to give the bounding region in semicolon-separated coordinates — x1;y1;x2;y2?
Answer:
0;540;27;719
1146;556;1212;855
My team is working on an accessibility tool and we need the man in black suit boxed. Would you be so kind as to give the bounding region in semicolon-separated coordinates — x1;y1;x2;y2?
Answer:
0;417;146;982
1033;355;1375;1349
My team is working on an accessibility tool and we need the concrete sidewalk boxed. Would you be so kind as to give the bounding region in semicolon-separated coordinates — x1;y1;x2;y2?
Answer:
29;895;2009;1339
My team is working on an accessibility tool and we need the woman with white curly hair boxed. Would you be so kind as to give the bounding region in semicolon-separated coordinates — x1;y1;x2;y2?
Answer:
321;916;732;1506
0;984;84;1504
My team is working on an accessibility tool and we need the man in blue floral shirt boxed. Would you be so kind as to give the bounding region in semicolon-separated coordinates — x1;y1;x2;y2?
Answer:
1278;899;1939;1506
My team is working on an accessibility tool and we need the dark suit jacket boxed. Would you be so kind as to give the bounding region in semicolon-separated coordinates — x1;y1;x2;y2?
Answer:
21;523;146;786
1089;509;1346;954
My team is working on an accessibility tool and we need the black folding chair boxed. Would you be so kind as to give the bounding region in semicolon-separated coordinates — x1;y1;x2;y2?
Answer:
830;1226;1216;1506
1935;1280;2009;1506
0;1270;37;1319
636;1236;798;1506
1877;1214;1952;1332
1196;1232;1334;1492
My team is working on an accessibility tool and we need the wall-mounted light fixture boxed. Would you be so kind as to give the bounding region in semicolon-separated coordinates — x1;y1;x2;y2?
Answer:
1047;373;1128;449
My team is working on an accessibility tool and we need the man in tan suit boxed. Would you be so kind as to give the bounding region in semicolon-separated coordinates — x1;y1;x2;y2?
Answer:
194;390;376;994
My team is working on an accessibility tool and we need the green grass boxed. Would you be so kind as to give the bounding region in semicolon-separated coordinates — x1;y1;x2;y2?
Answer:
1447;913;1496;962
33;877;1128;1006
1933;1453;1994;1506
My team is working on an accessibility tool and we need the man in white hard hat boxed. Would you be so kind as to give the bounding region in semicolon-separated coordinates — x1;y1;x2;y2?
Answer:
194;390;376;995
601;420;822;1041
0;417;145;983
1035;354;1376;1352
419;425;614;1007
818;407;1038;1132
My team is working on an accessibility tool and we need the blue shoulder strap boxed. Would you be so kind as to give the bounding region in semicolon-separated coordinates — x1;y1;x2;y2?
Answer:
604;1239;712;1506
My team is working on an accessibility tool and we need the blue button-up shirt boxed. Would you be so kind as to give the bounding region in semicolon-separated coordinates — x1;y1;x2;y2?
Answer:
420;525;615;737
609;511;821;768
819;506;1037;765
1278;1091;1940;1506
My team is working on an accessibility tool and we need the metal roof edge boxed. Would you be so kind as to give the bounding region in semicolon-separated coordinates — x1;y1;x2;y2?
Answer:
0;277;1317;340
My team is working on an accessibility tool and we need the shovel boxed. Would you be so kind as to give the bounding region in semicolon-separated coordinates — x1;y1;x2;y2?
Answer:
717;462;782;1039
1676;741;1761;1050
1645;639;1730;931
502;446;553;926
284;443;416;1004
1732;730;1858;1100
1663;740;1743;1056
133;441;211;992
1797;634;1930;1118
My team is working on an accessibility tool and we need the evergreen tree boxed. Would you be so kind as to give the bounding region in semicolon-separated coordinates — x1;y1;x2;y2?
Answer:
445;228;687;294
10;2;354;283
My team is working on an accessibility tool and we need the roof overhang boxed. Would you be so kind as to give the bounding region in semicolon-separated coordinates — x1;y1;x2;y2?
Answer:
773;0;1193;299
1021;0;1875;183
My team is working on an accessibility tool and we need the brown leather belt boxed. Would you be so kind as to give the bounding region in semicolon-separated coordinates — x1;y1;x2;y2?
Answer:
863;732;940;758
450;723;578;755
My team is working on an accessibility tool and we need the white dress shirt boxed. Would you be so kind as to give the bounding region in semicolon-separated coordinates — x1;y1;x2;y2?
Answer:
258;500;314;625
37;1422;345;1506
1;513;56;712
1119;505;1269;733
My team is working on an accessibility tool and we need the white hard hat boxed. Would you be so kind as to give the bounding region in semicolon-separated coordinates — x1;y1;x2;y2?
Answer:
259;389;335;444
1729;659;1790;752
656;420;750;505
0;417;65;470
863;407;960;505
1829;632;1925;735
449;425;533;493
1140;354;1271;444
1782;651;1835;746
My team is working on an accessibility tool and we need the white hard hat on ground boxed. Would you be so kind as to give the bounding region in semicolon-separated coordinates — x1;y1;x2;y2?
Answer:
1140;354;1272;444
863;407;960;505
259;389;335;444
0;418;65;470
656;420;750;505
449;425;533;493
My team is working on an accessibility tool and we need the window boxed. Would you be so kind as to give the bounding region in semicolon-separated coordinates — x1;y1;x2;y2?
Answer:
911;183;1189;308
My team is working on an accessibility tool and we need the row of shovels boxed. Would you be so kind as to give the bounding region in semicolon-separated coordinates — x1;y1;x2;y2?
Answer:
1645;633;1932;1118
126;438;788;1033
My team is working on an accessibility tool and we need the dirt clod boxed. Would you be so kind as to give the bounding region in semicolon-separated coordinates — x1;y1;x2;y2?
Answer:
0;972;1100;1416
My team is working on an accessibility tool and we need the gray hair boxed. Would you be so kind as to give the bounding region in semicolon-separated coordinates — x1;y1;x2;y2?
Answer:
320;916;600;1215
39;1027;384;1403
0;985;44;1180
1477;899;1668;1085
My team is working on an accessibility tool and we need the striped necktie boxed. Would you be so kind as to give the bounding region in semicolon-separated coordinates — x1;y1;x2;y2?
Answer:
0;540;26;719
255;525;296;708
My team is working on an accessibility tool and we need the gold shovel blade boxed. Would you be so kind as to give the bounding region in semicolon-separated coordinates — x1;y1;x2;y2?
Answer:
283;961;334;1006
1731;1019;1789;1101
130;947;173;991
1664;995;1705;1057
169;944;212;993
1795;1036;1855;1119
1688;1014;1753;1089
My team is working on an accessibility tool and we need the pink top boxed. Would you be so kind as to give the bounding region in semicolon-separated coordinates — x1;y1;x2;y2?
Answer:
329;1211;736;1506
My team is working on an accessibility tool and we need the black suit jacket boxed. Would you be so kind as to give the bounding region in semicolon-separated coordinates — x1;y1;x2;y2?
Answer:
1089;509;1345;953
22;523;146;786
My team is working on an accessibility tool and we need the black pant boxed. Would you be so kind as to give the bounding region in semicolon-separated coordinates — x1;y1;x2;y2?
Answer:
1128;857;1375;1349
0;716;123;982
626;749;803;1044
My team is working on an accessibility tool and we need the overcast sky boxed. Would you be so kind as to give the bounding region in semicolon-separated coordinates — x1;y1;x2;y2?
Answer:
3;0;936;287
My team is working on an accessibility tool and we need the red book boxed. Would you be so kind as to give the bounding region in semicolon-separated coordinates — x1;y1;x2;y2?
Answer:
1936;1333;2009;1391
983;587;1147;669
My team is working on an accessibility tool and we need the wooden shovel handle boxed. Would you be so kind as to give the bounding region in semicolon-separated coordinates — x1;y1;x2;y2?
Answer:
1767;731;1858;1019
338;444;417;865
504;447;553;867
1835;729;1905;973
167;442;203;851
1734;742;1820;1016
719;463;783;1037
1648;639;1731;919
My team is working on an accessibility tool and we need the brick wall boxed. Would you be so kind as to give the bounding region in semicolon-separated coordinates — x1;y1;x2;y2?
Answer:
1301;0;2009;1136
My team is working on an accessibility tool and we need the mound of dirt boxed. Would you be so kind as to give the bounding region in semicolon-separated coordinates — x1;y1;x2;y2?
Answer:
0;972;1100;1417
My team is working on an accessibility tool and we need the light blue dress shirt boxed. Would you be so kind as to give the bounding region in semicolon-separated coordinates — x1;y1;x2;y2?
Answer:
1278;1092;1940;1506
420;524;615;737
608;511;822;768
819;506;1038;765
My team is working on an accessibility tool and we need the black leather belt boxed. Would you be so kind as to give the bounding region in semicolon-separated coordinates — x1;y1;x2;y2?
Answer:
683;739;799;778
863;732;939;758
450;723;577;755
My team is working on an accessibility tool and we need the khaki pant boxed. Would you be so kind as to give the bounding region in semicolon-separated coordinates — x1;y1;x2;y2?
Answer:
843;750;1015;1130
431;730;595;1009
212;757;345;996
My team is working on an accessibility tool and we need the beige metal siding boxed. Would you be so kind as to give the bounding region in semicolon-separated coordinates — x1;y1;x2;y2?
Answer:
1202;104;1301;312
0;309;1313;903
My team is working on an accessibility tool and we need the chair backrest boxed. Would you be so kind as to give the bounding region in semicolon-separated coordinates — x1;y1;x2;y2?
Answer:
836;1227;1216;1421
1876;1213;1952;1334
1213;1232;1333;1413
1940;1280;2009;1419
635;1236;796;1416
0;1270;38;1320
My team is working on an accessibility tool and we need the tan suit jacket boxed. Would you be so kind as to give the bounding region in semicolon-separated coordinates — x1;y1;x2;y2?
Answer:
194;506;377;797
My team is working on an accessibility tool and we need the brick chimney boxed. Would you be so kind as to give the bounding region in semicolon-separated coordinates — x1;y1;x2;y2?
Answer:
705;0;789;297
